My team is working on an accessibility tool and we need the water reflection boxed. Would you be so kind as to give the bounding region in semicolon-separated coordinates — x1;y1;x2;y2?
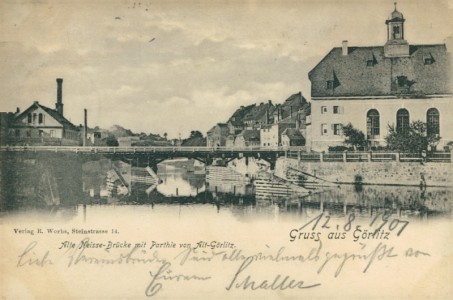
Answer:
0;158;452;222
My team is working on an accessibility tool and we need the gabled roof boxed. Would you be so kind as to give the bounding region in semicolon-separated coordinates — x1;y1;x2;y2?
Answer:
207;123;228;133
228;104;256;124
309;44;451;97
243;102;274;122
282;128;305;141
15;102;79;131
237;129;260;141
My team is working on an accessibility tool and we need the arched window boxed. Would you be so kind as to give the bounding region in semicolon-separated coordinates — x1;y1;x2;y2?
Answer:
27;113;32;123
366;109;380;138
32;113;37;124
38;113;44;124
427;108;440;136
396;109;410;135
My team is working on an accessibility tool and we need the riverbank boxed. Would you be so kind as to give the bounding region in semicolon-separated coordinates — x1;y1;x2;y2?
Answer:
275;157;453;187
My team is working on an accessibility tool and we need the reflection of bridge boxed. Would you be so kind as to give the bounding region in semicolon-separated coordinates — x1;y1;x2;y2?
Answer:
0;146;305;170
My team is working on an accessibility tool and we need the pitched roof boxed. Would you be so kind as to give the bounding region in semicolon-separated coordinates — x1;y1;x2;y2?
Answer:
15;102;79;130
309;44;452;97
282;128;305;141
237;129;260;141
207;123;228;133
243;102;274;122
227;104;256;124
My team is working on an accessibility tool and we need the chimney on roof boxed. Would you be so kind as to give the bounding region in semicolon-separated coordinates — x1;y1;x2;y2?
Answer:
342;40;348;56
16;107;20;114
56;78;63;115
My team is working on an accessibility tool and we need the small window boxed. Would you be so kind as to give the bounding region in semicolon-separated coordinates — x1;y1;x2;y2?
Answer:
333;124;342;135
326;80;334;89
38;113;44;124
321;106;328;114
15;129;20;137
27;113;32;124
367;60;374;67
423;53;435;65
333;106;343;114
321;123;328;135
50;130;55;138
26;130;31;137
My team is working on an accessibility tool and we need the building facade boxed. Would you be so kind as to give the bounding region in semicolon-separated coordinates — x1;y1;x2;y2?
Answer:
5;79;80;146
206;123;229;147
308;6;452;152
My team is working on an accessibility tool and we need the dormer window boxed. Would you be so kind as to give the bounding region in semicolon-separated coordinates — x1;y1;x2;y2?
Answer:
366;53;377;67
326;80;334;89
423;53;435;65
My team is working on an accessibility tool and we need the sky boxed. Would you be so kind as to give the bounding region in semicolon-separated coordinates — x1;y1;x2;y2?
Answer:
1;0;452;139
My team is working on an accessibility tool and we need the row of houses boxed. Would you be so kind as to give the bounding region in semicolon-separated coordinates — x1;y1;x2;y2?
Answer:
207;92;311;148
207;5;453;152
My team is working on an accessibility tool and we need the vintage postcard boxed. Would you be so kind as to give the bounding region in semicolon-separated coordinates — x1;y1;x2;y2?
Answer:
1;0;452;299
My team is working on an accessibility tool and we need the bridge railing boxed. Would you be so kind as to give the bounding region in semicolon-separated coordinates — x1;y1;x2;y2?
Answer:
285;150;451;163
1;146;450;162
0;145;302;153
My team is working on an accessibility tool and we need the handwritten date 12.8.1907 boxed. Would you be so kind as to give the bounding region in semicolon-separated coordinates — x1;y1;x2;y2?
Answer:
289;211;409;242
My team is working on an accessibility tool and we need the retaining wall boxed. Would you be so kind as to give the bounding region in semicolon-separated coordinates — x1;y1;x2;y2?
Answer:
275;157;453;187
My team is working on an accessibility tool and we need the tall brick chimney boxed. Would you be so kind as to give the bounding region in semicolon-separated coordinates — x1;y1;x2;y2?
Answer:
56;78;63;115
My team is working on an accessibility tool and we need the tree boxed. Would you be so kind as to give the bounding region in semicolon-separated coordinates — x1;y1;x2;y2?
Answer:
342;123;367;150
189;130;203;139
385;120;440;153
104;135;119;147
163;132;168;140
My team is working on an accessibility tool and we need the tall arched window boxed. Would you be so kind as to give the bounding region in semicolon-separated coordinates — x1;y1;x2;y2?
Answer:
38;113;44;124
27;113;32;123
396;108;410;135
366;109;380;138
427;108;440;136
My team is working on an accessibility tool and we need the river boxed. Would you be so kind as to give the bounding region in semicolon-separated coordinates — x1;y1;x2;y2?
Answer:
0;158;451;223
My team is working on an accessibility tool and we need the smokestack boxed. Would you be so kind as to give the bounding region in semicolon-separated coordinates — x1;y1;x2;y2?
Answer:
342;40;348;56
83;109;88;147
56;78;63;115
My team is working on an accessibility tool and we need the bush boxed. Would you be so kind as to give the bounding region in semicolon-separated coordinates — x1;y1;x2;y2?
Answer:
328;145;353;152
385;121;441;153
342;123;367;150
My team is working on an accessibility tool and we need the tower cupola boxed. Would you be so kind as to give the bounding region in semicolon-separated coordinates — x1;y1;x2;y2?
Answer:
384;3;409;57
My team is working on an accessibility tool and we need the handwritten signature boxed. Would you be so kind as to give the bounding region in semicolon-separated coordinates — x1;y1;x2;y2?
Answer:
15;239;431;298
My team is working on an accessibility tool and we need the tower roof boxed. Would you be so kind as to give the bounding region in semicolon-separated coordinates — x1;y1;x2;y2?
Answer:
387;2;404;23
391;9;403;19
